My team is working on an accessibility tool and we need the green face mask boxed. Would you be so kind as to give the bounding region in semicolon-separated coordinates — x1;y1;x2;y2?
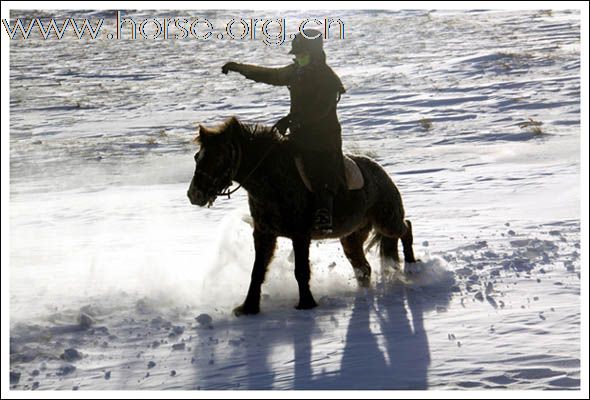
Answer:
294;53;310;67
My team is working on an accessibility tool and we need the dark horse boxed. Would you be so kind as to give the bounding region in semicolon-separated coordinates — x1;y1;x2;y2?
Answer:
187;117;417;316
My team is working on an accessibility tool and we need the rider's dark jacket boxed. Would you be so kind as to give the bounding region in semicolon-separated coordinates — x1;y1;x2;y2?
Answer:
233;58;346;193
233;60;345;153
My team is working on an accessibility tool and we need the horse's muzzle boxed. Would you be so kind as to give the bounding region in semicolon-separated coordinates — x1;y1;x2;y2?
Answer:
187;189;208;206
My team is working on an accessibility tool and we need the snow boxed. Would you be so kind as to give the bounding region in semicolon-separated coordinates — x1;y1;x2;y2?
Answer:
6;8;584;391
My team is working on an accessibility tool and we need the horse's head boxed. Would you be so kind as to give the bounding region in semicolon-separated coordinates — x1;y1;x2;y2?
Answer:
187;117;242;207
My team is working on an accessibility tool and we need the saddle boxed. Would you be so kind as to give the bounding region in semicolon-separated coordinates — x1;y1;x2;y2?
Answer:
295;155;364;192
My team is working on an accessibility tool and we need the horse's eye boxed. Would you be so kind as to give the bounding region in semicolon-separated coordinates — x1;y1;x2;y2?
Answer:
194;153;199;162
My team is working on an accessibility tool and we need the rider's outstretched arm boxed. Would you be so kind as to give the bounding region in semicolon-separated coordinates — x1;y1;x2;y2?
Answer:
222;62;295;86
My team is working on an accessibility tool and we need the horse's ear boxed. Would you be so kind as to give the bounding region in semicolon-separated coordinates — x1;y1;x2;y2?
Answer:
193;124;208;145
198;124;215;140
193;124;201;141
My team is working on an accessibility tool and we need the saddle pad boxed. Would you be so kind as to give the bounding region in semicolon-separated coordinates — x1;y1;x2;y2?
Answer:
295;155;364;192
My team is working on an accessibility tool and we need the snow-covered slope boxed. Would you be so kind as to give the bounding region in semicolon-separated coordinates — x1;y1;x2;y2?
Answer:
8;9;582;390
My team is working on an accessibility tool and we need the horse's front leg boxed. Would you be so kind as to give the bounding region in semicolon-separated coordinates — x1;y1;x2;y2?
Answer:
233;229;277;317
292;236;318;310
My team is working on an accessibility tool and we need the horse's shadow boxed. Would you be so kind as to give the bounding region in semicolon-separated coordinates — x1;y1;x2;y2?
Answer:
236;278;447;389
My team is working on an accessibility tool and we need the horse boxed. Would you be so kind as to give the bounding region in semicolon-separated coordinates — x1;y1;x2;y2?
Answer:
187;116;417;316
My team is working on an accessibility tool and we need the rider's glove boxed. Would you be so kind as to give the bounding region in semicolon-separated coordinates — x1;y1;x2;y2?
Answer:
222;62;239;75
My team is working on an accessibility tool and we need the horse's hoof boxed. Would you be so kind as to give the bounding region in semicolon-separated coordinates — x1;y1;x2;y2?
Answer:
295;299;318;310
355;270;371;288
405;261;424;275
357;277;371;288
233;304;259;317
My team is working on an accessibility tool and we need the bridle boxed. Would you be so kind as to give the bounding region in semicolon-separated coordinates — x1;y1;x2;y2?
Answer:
215;136;243;199
216;136;277;199
194;127;279;203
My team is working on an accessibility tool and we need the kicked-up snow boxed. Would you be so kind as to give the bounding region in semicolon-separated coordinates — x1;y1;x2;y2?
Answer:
7;8;582;390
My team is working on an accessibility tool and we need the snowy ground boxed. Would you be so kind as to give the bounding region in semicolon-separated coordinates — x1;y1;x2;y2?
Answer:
7;9;583;391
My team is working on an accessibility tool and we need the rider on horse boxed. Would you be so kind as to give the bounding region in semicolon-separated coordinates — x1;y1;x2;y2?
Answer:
222;29;346;233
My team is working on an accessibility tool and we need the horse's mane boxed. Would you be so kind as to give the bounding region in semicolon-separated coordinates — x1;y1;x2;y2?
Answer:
230;117;283;143
196;116;283;145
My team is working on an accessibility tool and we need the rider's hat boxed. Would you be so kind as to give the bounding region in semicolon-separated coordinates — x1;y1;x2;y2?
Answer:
289;29;323;55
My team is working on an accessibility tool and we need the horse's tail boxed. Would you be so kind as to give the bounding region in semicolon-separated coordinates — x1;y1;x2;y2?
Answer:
365;230;400;268
357;154;411;266
365;231;380;253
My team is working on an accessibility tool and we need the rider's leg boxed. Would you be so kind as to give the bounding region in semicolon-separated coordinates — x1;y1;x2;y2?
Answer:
313;186;334;232
299;150;345;233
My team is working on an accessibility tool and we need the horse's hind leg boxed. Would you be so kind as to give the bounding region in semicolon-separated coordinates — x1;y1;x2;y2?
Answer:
380;234;400;263
401;219;417;263
374;218;416;265
233;229;277;317
340;225;372;288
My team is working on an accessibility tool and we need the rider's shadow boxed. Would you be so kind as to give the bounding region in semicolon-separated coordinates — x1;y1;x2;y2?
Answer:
373;287;431;389
298;283;440;390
